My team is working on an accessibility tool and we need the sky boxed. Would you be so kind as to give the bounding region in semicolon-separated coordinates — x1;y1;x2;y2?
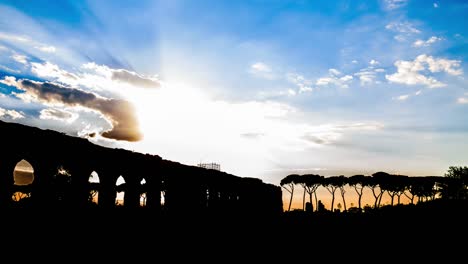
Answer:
1;0;468;189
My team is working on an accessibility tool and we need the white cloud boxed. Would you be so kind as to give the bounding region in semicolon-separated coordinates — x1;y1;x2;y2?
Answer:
413;36;442;47
39;108;78;123
352;60;358;64
386;22;421;34
251;62;271;73
354;70;376;85
354;67;386;86
0;107;24;119
11;54;28;64
316;69;353;88
286;73;313;93
370;59;380;65
396;94;410;101
433;3;439;8
287;89;296;96
29;61;161;91
329;68;342;76
0;45;8;51
386;54;463;88
35;45;56;53
415;90;422;95
394;35;406;42
31;62;79;85
82;62;161;88
302;122;384;145
0;76;18;86
457;97;468;104
383;0;408;10
249;62;275;79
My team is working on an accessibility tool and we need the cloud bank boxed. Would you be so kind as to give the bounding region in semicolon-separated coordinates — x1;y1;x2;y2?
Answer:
0;76;142;141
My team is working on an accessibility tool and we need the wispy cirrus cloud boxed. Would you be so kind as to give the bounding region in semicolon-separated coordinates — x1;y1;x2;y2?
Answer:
383;0;408;10
386;21;421;42
316;68;353;88
286;73;313;93
0;32;56;53
249;62;276;80
413;36;442;47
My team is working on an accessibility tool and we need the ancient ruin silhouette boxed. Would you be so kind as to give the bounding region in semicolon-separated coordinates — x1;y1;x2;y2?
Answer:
0;120;282;215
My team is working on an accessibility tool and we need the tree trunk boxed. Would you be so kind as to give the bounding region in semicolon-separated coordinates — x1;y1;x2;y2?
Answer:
372;188;379;208
341;191;347;211
302;188;306;211
378;191;384;207
358;194;362;209
390;194;394;206
314;191;318;212
309;193;313;212
288;186;294;211
331;194;335;212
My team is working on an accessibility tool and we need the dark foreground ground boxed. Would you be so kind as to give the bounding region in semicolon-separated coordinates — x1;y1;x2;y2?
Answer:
4;200;467;259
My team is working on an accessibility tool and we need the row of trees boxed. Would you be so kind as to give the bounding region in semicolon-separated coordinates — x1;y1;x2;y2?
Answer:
280;166;468;212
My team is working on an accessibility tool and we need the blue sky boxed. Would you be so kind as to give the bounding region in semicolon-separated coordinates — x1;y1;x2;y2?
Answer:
0;0;467;185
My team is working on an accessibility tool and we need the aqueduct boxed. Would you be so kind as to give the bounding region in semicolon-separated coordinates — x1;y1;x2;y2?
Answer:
0;120;282;215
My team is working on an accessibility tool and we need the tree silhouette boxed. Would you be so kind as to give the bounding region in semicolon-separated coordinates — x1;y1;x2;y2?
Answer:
403;177;418;204
323;176;340;211
296;175;307;211
393;175;408;204
302;174;323;212
281;174;301;211
349;175;367;210
337;175;348;211
372;172;390;208
440;166;468;199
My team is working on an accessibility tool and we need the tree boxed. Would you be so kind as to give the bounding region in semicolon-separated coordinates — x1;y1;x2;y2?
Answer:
337;175;348;211
281;174;301;211
372;172;390;208
440;166;468;199
403;177;418;204
349;175;368;210
302;174;323;212
296;175;307;211
323;176;340;211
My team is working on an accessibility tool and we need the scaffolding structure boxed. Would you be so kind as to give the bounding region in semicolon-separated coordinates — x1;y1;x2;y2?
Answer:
197;162;221;171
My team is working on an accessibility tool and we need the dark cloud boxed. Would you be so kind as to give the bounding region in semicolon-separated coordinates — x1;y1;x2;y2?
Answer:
111;69;160;88
14;78;142;141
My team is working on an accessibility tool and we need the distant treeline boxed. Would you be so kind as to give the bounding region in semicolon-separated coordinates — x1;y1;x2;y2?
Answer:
281;166;468;212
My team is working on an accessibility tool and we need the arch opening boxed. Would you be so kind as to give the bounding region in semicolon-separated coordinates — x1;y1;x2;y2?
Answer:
53;166;72;203
12;159;34;204
89;171;99;205
115;176;125;206
140;178;147;207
